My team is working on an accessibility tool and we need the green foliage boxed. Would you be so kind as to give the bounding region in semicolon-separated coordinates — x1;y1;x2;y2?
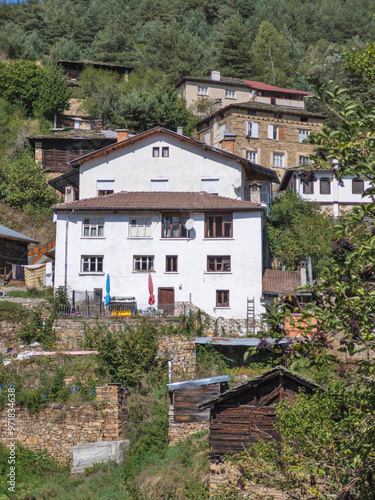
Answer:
0;146;55;212
0;60;70;119
18;307;56;349
83;320;161;386
268;191;335;275
6;287;54;300
344;41;375;84
0;301;29;321
196;344;230;378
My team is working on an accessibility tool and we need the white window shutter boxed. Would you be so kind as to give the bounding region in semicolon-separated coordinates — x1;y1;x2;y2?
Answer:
268;125;273;139
245;121;250;136
252;122;259;138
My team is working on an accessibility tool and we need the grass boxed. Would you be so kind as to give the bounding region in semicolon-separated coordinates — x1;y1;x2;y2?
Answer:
0;301;29;321
6;288;54;300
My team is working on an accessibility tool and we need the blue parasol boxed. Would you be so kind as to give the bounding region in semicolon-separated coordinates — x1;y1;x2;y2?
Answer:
104;273;111;305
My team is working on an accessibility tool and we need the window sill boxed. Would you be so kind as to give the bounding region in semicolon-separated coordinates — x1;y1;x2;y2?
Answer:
204;271;232;275
214;306;231;310
203;238;234;241
79;272;105;276
164;272;179;274
127;237;152;239
81;236;105;239
132;271;155;273
225;97;237;100
160;237;190;240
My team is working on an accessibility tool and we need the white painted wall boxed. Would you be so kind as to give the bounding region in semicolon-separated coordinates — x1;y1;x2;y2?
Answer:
79;133;245;200
54;209;264;320
290;171;371;207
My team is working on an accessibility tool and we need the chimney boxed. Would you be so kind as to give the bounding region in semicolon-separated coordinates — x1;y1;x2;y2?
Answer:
211;70;221;81
176;126;183;135
300;261;307;286
116;129;129;142
65;185;76;203
248;180;262;204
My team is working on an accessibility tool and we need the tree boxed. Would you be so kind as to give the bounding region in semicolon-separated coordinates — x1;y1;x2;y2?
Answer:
252;21;294;87
0;147;55;213
267;191;335;276
0;61;70;120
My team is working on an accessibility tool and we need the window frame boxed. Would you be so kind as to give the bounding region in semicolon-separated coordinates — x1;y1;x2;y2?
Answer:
298;129;310;143
128;217;152;238
162;147;169;157
246;150;257;162
97;179;114;197
166;255;178;273
320;178;331;195
207;256;231;272
162;214;190;238
303;181;314;195
152;147;160;157
197;86;208;96
273;153;284;168
133;255;154;272
299;155;309;166
352;179;364;194
216;290;230;308
82;218;104;238
81;255;103;274
205;214;233;238
225;88;236;99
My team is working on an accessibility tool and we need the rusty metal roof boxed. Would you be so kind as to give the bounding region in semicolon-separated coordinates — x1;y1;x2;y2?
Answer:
262;269;301;294
53;191;264;211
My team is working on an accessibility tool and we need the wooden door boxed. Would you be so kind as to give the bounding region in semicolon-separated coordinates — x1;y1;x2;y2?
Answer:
158;287;175;316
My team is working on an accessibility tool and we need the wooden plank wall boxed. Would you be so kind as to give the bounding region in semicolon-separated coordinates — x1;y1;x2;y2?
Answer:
174;383;221;423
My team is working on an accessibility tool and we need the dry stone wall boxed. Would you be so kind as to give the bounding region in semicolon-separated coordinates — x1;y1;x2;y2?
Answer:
168;405;208;444
0;384;127;463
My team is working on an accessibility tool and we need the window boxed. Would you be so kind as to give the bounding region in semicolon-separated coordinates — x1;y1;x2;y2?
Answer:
299;155;309;166
201;177;219;195
205;214;232;238
97;179;114;196
273;153;284;168
246;150;257;162
153;147;160;157
274;113;282;119
352;179;364;194
246;121;259;138
320;178;331;195
151;178;168;191
197;86;208;96
271;97;276;105
162;147;169;157
216;290;229;307
299;129;310;143
300;116;308;122
133;256;154;272
268;125;278;140
303;181;314;195
129;217;152;237
82;218;104;237
207;256;231;272
81;256;103;273
166;256;178;272
162;215;190;238
225;89;236;99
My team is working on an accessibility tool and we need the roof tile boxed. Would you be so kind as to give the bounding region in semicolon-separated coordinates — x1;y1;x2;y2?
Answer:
262;269;301;294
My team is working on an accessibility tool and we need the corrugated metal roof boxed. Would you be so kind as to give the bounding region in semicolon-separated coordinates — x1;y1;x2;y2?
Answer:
53;191;264;211
0;225;38;244
195;337;289;346
167;375;230;391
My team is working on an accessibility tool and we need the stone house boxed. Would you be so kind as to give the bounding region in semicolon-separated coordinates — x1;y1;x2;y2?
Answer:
196;101;325;181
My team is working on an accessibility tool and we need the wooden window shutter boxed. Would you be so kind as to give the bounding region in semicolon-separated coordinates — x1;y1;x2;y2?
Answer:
279;127;285;140
267;125;273;139
252;122;259;138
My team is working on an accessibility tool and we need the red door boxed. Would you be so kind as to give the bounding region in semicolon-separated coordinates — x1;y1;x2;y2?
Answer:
158;287;175;316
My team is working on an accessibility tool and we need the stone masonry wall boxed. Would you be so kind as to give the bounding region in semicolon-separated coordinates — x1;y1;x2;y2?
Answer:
0;384;127;463
168;405;208;445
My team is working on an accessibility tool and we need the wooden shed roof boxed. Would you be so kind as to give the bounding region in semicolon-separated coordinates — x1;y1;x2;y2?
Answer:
199;366;322;409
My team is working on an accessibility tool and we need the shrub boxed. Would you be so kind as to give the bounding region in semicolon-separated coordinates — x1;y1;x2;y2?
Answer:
0;300;29;321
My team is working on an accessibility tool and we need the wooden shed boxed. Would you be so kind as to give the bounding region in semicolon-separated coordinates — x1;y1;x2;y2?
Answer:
167;375;229;444
199;367;321;457
0;225;39;282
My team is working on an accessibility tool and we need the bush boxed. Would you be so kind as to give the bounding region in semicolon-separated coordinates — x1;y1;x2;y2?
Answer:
0;300;29;321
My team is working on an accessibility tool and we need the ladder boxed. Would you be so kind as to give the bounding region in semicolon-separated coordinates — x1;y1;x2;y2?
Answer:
247;297;255;335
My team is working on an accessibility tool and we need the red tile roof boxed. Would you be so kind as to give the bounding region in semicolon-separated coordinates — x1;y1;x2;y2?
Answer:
284;314;317;338
262;269;301;294
53;191;263;211
242;80;311;96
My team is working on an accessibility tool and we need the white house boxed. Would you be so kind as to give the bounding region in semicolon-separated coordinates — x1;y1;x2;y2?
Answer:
279;168;371;217
51;127;279;321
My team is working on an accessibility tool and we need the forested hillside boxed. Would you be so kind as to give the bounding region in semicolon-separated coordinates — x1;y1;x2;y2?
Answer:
1;0;375;92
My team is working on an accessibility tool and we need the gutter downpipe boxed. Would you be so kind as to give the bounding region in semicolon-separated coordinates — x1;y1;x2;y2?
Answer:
64;209;75;291
306;256;313;285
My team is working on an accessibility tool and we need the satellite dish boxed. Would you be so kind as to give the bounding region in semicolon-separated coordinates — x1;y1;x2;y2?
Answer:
184;219;194;230
233;178;241;189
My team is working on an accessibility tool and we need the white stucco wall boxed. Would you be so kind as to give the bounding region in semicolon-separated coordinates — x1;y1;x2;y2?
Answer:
78;133;245;200
54;209;264;320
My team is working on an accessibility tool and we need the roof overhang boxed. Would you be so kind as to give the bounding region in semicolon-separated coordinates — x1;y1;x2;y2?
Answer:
48;170;79;194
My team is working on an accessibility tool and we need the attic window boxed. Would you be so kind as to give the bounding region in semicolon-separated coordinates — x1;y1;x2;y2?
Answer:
97;179;114;196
